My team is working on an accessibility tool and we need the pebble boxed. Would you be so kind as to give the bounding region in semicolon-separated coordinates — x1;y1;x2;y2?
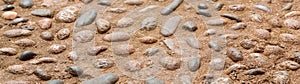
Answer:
117;17;134;28
14;38;36;47
73;30;94;43
206;18;227;26
125;60;142;72
96;18;111;34
198;3;208;9
19;0;33;8
278;61;299;70
108;8;127;13
6;65;25;74
98;0;111;6
81;0;93;4
48;44;66;54
103;32;130;42
244;68;265;75
75;9;97;27
204;29;216;36
112;44;135;55
284;19;300;29
188;57;200;72
279;33;299;44
161;0;183;15
284;11;300;17
3;0;15;4
141;17;157;31
185;36;201;49
138;36;158;44
19;51;36;61
65;66;83;76
3;81;31;84
220;14;242;22
208;41;221;52
225;64;246;74
231;22;247;30
10;18;29;25
272;71;289;84
30;57;57;64
124;0;143;5
221;34;240;39
268;17;282;27
212;78;232;84
163;39;175;50
47;79;64;84
56;28;70;40
145;77;165;84
40;31;54;41
250;14;263;22
144;47;159;56
229;4;246;11
1;5;14;11
33;69;51;80
282;3;292;11
282;0;293;2
2;11;17;20
94;59;114;69
294;52;300;63
215;2;224;11
38;18;52;30
20;24;35;31
227;48;243;62
3;29;31;38
178;75;192;84
0;47;17;56
240;39;255;49
253;4;271;13
87;46;108;56
68;51;78;61
254;29;270;39
159;56;181;70
196;10;211;17
55;5;80;23
161;16;181;36
183;21;197;32
31;9;53;17
264;45;284;55
82;73;119;84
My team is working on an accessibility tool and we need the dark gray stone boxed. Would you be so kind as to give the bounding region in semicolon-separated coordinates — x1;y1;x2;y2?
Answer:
65;66;83;77
31;9;53;17
1;5;14;11
198;3;208;9
19;51;36;61
244;68;265;75
98;0;111;6
19;0;33;8
10;18;29;25
33;69;51;80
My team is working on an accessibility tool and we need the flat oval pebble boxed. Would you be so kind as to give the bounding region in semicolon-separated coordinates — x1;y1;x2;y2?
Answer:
10;18;29;25
55;5;80;23
30;57;57;64
47;79;64;84
112;44;135;55
65;66;83;76
2;11;17;20
6;65;25;74
240;39;255;49
254;29;270;39
231;22;247;30
161;16;181;36
196;10;211;17
221;14;242;22
284;11;300;17
75;9;97;27
14;38;36;47
284;19;300;29
253;4;271;13
40;31;54;41
73;30;94;43
145;77;165;84
82;73;119;84
268;17;282;27
94;59;114;69
206;18;227;26
81;0;93;4
188;57;200;72
124;0;143;5
103;32;130;42
183;21;197;32
48;44;66;54
185;36;201;49
108;8;127;13
227;48;243;62
279;33;300;44
98;0;111;6
198;3;208;9
229;4;246;11
159;56;181;70
204;29;216;36
282;3;292;11
33;69;51;80
38;18;52;30
264;45;284;55
138;36;158;44
56;28;70;40
96;18;111;34
2;5;14;11
141;17;157;31
117;17;134;28
3;29;31;38
225;64;246;74
19;50;36;61
244;68;265;75
250;14;263;22
31;9;53;17
208;41;221;52
4;81;31;84
143;47;159;56
87;46;108;56
0;47;17;56
278;61;300;70
19;0;33;8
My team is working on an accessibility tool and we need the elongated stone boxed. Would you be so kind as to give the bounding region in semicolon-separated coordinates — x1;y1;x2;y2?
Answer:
76;9;97;27
253;4;271;13
160;16;181;36
14;38;36;47
144;47;159;56
31;9;53;17
0;47;17;56
185;36;200;49
188;57;200;72
3;29;31;38
145;77;164;84
103;32;130;42
221;14;242;22
206;18;227;26
82;73;119;84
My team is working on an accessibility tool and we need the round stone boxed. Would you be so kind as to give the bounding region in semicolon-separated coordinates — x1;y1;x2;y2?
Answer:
40;31;54;41
19;50;36;61
56;28;70;40
2;11;17;20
